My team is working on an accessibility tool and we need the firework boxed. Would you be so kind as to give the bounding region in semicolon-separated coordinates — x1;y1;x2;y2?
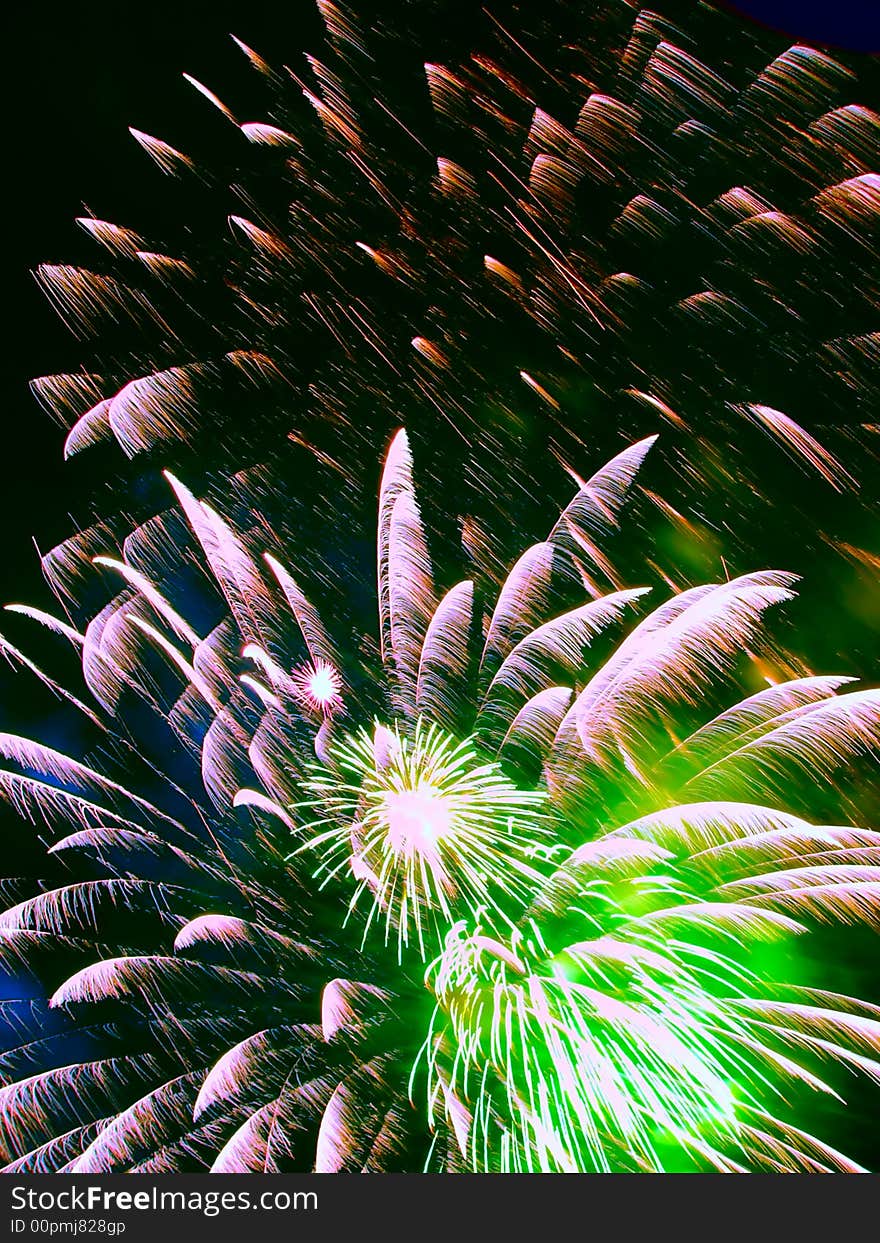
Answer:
1;0;878;1177
299;718;549;959
26;0;878;624
0;426;878;1172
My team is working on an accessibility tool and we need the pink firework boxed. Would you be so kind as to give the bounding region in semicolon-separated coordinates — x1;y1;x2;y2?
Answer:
292;658;345;717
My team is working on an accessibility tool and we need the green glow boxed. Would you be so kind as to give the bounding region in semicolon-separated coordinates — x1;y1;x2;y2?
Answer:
421;918;771;1172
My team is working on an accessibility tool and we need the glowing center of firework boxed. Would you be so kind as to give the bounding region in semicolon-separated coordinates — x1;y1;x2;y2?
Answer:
308;665;339;705
293;659;343;715
299;718;548;958
382;785;452;859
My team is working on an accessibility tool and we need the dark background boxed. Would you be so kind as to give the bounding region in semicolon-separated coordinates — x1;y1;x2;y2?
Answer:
724;1;880;51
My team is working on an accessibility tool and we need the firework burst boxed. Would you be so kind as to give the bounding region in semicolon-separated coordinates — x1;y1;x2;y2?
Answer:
24;0;879;633
0;424;878;1172
291;659;345;717
298;718;549;958
0;0;878;1177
